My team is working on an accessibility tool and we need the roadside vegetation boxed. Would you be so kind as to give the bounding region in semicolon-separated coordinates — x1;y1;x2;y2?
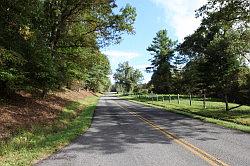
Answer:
113;1;249;129
1;1;136;165
121;94;250;133
0;94;99;166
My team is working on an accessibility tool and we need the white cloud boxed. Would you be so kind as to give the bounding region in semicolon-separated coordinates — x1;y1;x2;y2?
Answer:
143;74;152;84
103;50;139;60
151;0;207;41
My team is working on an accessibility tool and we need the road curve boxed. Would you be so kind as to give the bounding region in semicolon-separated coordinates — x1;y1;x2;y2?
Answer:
36;95;250;166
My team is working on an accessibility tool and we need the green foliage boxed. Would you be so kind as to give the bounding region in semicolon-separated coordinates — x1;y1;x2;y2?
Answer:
0;0;136;95
178;0;250;105
85;53;111;92
0;48;26;93
147;29;176;68
146;29;177;93
114;61;143;93
150;63;171;93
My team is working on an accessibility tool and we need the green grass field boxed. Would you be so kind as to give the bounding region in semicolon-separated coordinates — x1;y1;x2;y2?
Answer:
0;96;99;166
121;94;250;132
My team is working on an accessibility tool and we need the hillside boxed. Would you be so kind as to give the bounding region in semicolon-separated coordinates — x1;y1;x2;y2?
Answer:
0;90;94;140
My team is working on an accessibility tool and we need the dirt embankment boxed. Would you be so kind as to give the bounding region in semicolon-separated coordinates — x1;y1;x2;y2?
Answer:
0;89;94;140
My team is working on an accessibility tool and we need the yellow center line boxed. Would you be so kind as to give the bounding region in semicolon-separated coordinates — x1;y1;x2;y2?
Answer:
115;102;229;166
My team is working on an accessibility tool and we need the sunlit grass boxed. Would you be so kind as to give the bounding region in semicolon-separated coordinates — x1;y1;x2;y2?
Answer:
0;96;99;166
121;95;250;132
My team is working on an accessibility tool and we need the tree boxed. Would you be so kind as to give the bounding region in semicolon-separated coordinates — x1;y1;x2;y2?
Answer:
85;53;111;92
178;0;250;109
146;29;177;93
180;58;204;94
0;0;137;96
113;62;143;93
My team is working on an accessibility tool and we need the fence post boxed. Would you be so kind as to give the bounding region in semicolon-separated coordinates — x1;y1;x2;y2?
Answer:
169;94;171;103
162;96;164;102
225;94;229;111
189;94;192;106
157;95;158;101
203;94;206;109
177;94;180;104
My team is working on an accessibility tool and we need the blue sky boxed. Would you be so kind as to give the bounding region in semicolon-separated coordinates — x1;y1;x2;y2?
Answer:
102;0;207;84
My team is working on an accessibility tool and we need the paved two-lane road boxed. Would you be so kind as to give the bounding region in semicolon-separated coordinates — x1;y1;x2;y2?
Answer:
37;95;250;166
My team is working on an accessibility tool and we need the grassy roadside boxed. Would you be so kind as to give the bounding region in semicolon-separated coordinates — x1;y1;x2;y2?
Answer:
120;95;250;133
0;96;99;166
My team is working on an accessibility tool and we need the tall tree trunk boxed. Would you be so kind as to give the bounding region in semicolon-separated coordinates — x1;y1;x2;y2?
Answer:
189;94;192;106
0;81;14;97
203;94;206;109
225;93;229;111
0;81;6;95
42;89;48;98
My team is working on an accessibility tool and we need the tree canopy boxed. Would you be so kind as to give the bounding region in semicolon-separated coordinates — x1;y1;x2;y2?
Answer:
178;0;250;107
114;61;143;93
0;0;136;96
146;29;177;94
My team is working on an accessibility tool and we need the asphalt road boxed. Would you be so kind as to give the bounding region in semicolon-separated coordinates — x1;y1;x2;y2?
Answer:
36;95;250;166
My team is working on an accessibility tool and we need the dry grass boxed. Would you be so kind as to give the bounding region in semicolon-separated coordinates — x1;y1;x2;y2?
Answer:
0;89;93;140
0;95;99;166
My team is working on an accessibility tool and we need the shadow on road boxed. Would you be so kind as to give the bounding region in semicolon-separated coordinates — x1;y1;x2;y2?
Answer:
123;102;222;138
52;96;225;157
36;96;250;166
64;104;171;155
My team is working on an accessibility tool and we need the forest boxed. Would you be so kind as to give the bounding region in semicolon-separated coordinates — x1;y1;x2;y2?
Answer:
0;0;136;97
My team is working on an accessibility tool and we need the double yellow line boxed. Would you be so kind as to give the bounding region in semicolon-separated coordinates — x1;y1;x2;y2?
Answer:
116;102;229;166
